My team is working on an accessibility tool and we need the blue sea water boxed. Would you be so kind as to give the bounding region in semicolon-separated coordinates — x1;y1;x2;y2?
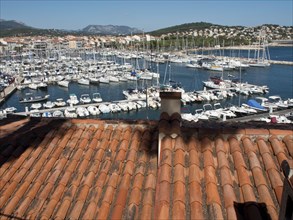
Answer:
1;47;292;120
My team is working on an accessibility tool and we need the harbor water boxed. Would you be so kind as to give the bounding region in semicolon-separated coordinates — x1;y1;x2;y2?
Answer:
1;47;292;120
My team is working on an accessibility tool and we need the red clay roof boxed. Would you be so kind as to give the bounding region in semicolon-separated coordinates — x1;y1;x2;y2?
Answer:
0;116;292;219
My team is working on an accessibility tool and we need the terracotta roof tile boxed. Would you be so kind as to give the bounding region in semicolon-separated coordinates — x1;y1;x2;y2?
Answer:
189;181;202;204
252;167;268;187
205;166;218;185
141;204;153;220
206;182;221;205
190;201;204;220
155;201;169;220
143;188;154;206
257;138;272;155
158;181;171;203
229;136;242;154
189;149;200;166
217;151;230;169
104;185;116;204
201;137;213;152
189;164;201;184
160;149;172;167
226;206;237;220
0;117;291;220
174;149;185;166
110;204;124;220
262;153;279;171
125;203;139;219
113;187;128;207
220;167;233;187
215;137;226;153
129;187;142;205
173;164;185;183
248;152;262;169
127;149;137;162
187;136;198;151
123;160;135;176
54;199;71;219
96;201;111;220
159;164;172;183
223;184;237;208
257;185;275;208
274;185;283;204
161;135;172;152
145;173;156;190
241;184;256;202
283;135;293;156
237;166;252;187
172;201;186;219
207;203;223;219
203;150;215;168
40;198;59;219
132;173;144;189
173;181;185;203
107;173;119;188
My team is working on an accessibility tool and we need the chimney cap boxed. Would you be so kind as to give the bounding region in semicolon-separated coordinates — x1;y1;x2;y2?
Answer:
160;91;181;99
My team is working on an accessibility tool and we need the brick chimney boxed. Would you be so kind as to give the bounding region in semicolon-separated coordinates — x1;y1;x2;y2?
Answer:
158;91;182;165
159;91;182;116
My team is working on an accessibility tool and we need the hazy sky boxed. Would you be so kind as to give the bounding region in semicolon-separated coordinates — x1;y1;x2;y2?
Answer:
1;0;292;31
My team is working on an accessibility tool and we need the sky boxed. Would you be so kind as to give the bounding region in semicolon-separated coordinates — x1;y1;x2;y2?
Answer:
1;0;292;32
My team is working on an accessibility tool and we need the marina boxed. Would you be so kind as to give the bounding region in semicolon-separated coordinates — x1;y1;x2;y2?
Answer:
0;46;292;122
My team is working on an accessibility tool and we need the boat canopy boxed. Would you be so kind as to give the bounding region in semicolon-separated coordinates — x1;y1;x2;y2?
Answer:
247;99;265;110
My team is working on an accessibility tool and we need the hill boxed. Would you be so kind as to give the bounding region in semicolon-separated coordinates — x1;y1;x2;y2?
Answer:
149;21;243;36
82;25;142;35
0;19;31;30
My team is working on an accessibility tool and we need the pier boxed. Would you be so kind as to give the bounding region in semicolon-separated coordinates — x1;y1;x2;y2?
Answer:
0;76;23;105
226;108;293;122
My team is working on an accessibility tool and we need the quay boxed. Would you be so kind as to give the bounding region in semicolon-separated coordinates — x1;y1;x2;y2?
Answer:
0;76;23;105
226;108;293;122
14;98;147;116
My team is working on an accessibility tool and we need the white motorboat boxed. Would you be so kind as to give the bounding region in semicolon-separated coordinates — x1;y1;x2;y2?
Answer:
136;100;146;108
87;106;100;115
108;103;121;113
99;104;111;114
76;107;90;117
64;107;77;118
53;110;64;117
92;93;103;103
43;101;56;109
80;94;91;104
4;107;17;114
109;76;119;82
57;80;70;88
28;83;38;90
67;94;79;105
117;102;129;112
19;93;50;103
77;78;90;85
31;103;42;110
54;98;66;107
99;76;110;84
203;104;221;120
